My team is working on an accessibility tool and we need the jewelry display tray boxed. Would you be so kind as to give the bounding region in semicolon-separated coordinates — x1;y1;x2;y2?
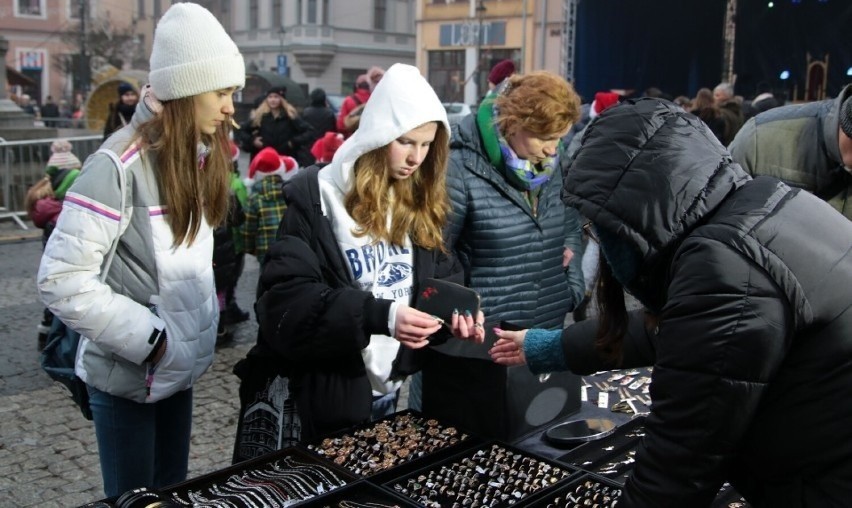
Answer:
525;472;624;508
381;440;582;508
556;416;646;479
164;444;358;506
297;479;420;508
554;417;750;507
300;410;485;485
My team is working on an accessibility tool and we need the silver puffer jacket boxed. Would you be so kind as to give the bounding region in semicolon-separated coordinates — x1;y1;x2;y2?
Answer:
37;96;217;403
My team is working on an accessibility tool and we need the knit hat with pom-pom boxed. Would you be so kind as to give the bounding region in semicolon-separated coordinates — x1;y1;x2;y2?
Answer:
47;139;81;170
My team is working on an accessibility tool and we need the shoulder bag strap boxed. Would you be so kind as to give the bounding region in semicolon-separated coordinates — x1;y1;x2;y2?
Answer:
94;148;131;281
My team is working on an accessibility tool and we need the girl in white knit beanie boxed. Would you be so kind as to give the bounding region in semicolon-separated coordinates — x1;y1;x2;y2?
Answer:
37;2;245;500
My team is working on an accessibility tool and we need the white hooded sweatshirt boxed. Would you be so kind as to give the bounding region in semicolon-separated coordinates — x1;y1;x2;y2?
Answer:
317;63;450;396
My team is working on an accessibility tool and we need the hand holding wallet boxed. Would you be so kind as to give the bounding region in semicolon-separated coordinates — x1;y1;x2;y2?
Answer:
413;278;481;325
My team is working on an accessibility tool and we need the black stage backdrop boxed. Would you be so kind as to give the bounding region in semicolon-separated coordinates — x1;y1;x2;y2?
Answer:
573;0;852;101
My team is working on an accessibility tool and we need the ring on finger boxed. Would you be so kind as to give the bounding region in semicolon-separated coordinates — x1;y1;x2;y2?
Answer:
474;322;484;330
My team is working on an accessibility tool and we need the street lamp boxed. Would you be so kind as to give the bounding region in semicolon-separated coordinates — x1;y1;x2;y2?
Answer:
475;1;486;99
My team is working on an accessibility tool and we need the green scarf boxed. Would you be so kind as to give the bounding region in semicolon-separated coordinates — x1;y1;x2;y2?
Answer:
475;88;558;193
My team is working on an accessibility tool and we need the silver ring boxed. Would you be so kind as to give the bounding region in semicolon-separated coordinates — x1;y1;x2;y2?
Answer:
474;323;484;329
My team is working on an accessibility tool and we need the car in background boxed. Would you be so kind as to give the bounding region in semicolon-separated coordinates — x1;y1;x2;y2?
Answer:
443;102;472;125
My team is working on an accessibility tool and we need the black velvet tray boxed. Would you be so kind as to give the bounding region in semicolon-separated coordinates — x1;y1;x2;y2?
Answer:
526;472;623;508
302;410;480;482
556;415;646;475
382;441;579;508
297;480;418;508
164;446;356;507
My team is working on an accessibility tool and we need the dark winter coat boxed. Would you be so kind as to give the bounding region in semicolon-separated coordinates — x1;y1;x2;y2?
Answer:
238;112;315;166
212;194;244;291
434;113;584;360
103;102;135;140
560;98;852;507
249;167;460;439
299;92;336;167
729;83;852;220
300;89;337;140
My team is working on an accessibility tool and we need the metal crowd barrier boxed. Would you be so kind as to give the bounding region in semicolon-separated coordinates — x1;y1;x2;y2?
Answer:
0;135;103;229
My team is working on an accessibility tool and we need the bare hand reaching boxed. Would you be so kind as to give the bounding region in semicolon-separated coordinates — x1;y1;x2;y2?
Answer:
450;309;486;344
394;305;442;349
489;327;528;366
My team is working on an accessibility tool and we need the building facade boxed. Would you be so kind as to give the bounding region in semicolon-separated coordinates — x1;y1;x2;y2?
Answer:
0;0;145;107
417;0;575;104
230;0;416;96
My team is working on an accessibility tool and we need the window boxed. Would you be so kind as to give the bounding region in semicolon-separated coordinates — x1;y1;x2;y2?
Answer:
16;0;44;17
374;0;386;31
428;50;465;102
272;0;282;29
249;0;259;30
322;0;329;24
137;0;145;18
341;68;367;95
307;0;317;24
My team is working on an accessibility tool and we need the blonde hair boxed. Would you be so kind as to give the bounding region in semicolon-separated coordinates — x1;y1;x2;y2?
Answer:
134;96;230;247
495;71;581;137
344;123;450;251
25;177;54;217
251;95;297;127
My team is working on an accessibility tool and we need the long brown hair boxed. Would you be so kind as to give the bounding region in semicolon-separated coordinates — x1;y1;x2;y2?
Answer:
134;96;230;247
344;123;450;251
594;255;629;366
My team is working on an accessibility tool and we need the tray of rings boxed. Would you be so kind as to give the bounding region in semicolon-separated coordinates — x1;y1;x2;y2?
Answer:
296;480;418;508
303;411;479;482
383;442;578;508
164;446;357;507
526;473;622;508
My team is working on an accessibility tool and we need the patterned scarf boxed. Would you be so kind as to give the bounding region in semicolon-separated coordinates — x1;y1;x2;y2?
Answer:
476;85;559;192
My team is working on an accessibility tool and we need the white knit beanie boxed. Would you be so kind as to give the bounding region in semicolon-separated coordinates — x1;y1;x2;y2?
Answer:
148;2;245;101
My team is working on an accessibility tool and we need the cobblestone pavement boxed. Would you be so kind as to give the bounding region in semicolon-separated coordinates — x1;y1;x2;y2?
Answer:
0;221;262;507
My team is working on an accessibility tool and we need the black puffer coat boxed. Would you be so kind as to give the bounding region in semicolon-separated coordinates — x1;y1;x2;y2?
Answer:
250;167;460;439
562;99;852;507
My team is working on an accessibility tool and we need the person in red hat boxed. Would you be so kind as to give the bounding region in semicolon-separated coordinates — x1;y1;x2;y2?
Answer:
487;59;516;93
310;131;345;164
242;147;299;263
337;73;372;137
213;141;251;334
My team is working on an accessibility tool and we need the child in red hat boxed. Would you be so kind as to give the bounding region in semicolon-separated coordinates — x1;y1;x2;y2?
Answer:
310;131;344;164
243;147;300;262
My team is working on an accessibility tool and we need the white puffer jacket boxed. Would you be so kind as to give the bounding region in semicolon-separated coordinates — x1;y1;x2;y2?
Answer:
37;96;218;403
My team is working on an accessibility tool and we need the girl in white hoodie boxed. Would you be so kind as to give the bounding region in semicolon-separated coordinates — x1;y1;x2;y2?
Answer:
241;64;485;451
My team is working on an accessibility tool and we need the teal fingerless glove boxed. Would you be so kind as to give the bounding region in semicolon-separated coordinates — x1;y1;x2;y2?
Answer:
523;328;568;374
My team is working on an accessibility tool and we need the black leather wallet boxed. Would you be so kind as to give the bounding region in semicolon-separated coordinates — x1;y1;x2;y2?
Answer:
414;278;481;324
